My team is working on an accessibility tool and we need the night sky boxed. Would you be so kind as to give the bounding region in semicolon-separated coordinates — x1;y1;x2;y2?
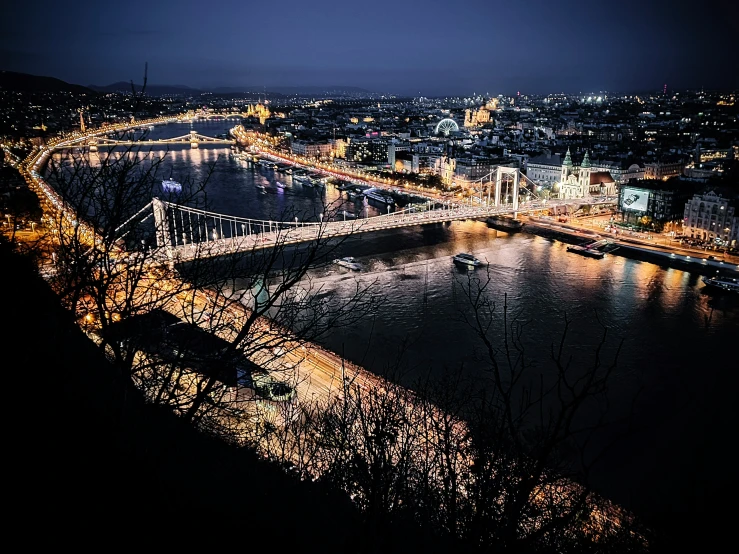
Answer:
2;0;737;95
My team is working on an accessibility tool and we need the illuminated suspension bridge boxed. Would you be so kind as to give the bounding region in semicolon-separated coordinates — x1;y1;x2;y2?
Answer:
113;168;614;263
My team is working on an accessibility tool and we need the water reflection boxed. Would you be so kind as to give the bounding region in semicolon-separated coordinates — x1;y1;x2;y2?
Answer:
46;121;739;522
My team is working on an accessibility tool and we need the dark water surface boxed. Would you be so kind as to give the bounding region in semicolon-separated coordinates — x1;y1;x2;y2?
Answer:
65;122;739;530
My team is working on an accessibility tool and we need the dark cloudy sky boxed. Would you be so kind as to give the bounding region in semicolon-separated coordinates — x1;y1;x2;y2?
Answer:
2;0;737;95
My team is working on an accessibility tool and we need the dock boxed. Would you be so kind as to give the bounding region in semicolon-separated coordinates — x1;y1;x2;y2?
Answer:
566;239;618;259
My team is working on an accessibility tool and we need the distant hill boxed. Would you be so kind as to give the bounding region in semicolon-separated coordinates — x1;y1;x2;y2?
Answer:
0;70;93;94
88;82;203;95
91;82;373;97
209;86;273;95
0;70;375;97
210;85;373;96
265;85;373;96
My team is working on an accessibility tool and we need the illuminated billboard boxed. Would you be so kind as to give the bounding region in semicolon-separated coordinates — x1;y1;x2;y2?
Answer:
622;187;649;212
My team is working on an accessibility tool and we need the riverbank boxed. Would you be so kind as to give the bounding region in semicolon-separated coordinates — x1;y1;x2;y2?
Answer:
1;240;376;550
525;216;739;276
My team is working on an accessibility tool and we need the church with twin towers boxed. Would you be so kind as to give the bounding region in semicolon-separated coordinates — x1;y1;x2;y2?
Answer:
557;148;617;199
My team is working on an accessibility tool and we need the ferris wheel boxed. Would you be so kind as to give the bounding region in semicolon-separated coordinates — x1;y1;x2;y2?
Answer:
435;118;459;136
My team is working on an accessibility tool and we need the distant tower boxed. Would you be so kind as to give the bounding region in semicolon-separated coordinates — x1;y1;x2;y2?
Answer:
579;150;591;196
561;147;573;183
663;83;667;95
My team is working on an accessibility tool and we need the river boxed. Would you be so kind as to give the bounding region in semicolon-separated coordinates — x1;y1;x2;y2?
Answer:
69;121;739;531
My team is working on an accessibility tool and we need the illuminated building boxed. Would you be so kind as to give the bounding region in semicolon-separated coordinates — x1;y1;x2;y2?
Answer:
245;102;271;125
683;191;738;246
527;152;563;186
345;138;390;164
644;159;685;180
619;178;697;230
453;156;494;180
464;106;492;128
329;138;347;158
291;140;331;159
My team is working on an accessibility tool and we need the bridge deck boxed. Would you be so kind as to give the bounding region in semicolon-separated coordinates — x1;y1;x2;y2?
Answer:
155;200;617;262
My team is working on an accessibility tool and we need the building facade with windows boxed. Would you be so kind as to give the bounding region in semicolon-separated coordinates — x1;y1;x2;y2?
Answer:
291;140;332;159
645;159;685;180
683;191;738;247
526;152;562;187
618;178;697;230
345;138;390;164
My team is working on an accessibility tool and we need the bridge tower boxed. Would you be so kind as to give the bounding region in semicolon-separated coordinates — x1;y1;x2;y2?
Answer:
152;197;171;248
494;167;520;209
189;130;199;148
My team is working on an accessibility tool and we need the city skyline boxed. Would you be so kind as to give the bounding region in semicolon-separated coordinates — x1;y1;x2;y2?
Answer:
2;0;737;96
2;2;738;549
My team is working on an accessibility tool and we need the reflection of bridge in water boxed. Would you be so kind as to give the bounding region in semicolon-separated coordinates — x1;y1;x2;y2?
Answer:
119;193;617;263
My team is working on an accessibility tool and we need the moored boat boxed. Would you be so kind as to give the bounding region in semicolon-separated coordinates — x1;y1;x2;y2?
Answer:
702;275;739;293
334;256;362;271
566;245;605;259
364;188;395;205
487;215;524;231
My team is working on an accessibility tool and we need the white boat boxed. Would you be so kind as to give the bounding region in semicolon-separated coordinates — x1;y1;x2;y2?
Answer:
702;275;739;293
334;257;362;271
364;188;395;205
453;253;482;267
161;179;182;193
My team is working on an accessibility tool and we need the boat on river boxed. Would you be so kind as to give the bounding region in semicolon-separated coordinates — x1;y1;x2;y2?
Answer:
702;275;739;293
161;179;182;193
453;253;483;267
364;188;395;205
566;239;617;259
334;257;362;271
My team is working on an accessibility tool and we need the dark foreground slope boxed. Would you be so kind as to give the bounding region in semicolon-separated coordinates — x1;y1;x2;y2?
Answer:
1;240;446;551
